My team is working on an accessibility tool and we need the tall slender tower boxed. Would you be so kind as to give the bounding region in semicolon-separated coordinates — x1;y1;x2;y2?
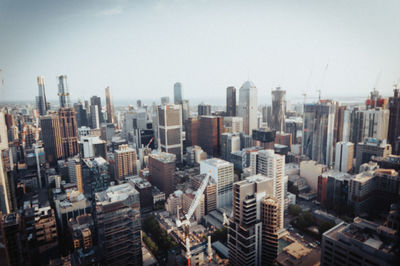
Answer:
105;87;115;124
90;96;103;123
271;87;286;132
174;82;183;104
36;76;48;115
59;108;79;158
226;86;236;116
40;113;63;164
57;75;70;108
238;81;258;135
388;85;400;154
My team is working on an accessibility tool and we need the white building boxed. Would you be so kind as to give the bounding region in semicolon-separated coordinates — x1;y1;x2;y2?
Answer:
334;142;354;172
300;160;327;192
238;81;258;135
223;116;243;133
200;158;234;209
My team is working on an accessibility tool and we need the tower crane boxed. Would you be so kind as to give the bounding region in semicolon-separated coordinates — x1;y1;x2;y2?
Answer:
176;173;212;265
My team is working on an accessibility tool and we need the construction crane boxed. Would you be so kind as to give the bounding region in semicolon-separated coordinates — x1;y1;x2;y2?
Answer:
176;173;212;265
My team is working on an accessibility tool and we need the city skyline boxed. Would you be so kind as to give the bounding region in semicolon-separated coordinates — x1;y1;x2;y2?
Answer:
1;0;400;103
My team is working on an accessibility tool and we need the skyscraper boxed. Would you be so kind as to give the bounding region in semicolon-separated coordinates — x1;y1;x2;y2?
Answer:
148;152;176;196
227;175;274;266
105;86;115;124
238;81;258;135
36;76;48;116
114;144;137;180
334;141;354;172
200;158;234;208
388;85;400;154
59;108;79;158
174;82;183;104
271;87;286;132
303;100;337;166
261;196;281;265
198;115;224;157
57;75;70;108
40;113;63;165
90;96;103;123
253;149;285;229
157;104;183;162
226;86;236;116
90;105;100;129
81;157;110;199
198;103;211;116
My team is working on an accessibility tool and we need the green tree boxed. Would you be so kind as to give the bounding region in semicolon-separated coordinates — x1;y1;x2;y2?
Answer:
288;204;302;216
318;221;335;235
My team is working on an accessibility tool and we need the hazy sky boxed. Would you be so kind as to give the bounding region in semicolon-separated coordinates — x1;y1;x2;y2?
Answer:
0;0;400;105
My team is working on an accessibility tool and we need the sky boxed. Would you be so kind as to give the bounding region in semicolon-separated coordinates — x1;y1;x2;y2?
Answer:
0;0;400;105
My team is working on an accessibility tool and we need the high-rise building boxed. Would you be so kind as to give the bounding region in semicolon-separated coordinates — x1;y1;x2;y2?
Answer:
90;96;103;123
174;82;183;104
220;132;240;162
198;116;224;157
191;173;217;214
114;144;137;180
334;142;354;172
157;104;183;163
161;96;170;105
261;196;281;265
185;117;199;147
40;113;63;165
182;99;190;124
238;81;258;135
148;152;176;196
1;213;29;266
271;87;286;132
227;175;274;266
36;76;48;116
57;75;70;108
226;86;237;116
73;102;88;128
198;104;211;116
388;85;400;154
223;116;243;133
200;158;234;208
321;217;398;266
79;136;107;159
355;138;392;172
59;108;79;158
252;129;276;149
95;183;142;265
81;157;110;199
303;100;337;166
105;87;115;124
253;150;285;229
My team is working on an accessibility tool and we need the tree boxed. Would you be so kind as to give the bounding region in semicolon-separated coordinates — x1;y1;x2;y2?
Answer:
288;204;302;216
318;221;335;235
297;211;315;230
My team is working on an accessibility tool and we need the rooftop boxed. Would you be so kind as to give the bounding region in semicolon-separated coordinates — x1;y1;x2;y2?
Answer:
201;158;232;167
95;183;139;204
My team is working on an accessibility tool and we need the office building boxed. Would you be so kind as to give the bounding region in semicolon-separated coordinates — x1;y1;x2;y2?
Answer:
90;104;100;129
67;157;81;184
73;102;88;128
198;103;211;116
299;160;327;192
186;145;207;166
199;116;224;157
223;116;243;133
100;123;115;142
161;96;170;105
182;99;190;123
271;87;286;132
226;86;237;116
303;100;337;166
227;175;274;266
79;136;107;159
114;144;138;180
355;138;392;172
252;129;275;149
388;85;400;154
81;157;110;198
321;217;398;266
174;82;183;104
157;104;183;162
127;176;153;214
59;107;79;158
191;173;217;214
185;117;199;147
261;196;281;265
90;95;103;123
285;117;302;144
58;75;70;108
349;169;400;216
200;158;234;208
334;142;354;172
182;191;205;221
36;76;48;116
238;81;258;135
220;132;240;162
40;114;63;164
105;86;115;124
95;183;142;266
317;170;352;209
253;150;285;229
148;152;176;196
